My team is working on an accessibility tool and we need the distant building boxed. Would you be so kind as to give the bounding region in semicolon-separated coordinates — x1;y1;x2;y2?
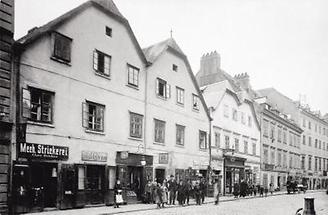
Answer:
197;52;261;195
257;88;328;190
0;0;15;213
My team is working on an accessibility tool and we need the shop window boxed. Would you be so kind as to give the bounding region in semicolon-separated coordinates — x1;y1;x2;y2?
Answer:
199;130;207;149
22;87;54;123
52;32;72;63
156;78;170;99
154;119;165;144
82;101;105;132
130;112;143;138
127;64;139;87
176;124;185;146
108;167;116;190
176;87;184;105
93;49;111;77
192;94;200;110
85;165;102;190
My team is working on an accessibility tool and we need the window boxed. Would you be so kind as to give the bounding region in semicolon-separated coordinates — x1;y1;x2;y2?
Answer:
308;136;312;146
93;50;111;76
172;64;178;72
315;124;318;132
315;157;318;171
52;32;72;62
248;116;252;127
270;125;275;142
78;166;85;190
154;119;165;143
263;146;269;163
156;78;170;99
127;64;139;87
82;101;105;132
302;118;306;127
252;142;256;155
283;152;287;167
199;130;207;149
263;120;269;137
130;112;143;138
176;124;185;146
283;129;287;144
232;109;238;121
277;151;282;166
192;94;200;110
308;156;312;170
315;139;318;148
225;135;230;149
289;132;293;146
289;153;293;168
105;26;112;37
234;138;239;152
223;105;229;118
319;140;321;149
22;87;54;123
308;121;311;129
214;132;220;148
241;112;246;124
244;141;248;154
277;128;282;142
271;148;275;165
176;87;184;105
319;158;321;171
302;135;306;145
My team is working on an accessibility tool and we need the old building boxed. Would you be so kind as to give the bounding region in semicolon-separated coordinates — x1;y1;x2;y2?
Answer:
257;88;328;190
143;38;210;183
197;52;261;195
11;0;210;213
0;0;15;213
254;95;303;190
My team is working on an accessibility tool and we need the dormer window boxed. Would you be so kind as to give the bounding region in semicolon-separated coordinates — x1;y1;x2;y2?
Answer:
52;32;72;63
172;64;178;72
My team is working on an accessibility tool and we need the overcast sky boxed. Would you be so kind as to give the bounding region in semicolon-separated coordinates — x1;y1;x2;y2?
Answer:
15;0;328;114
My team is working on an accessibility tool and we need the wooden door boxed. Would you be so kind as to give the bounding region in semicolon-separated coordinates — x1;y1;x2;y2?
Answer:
60;164;76;209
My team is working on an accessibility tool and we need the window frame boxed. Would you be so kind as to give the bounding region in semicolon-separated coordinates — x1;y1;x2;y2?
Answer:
105;26;112;37
93;49;111;77
154;119;166;144
129;112;143;139
52;31;72;63
199;130;207;149
192;94;200;111
176;87;185;105
82;101;105;132
127;64;140;88
176;124;185;146
156;78;170;99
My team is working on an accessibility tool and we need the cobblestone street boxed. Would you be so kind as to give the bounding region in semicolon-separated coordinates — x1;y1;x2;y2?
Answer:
122;192;328;215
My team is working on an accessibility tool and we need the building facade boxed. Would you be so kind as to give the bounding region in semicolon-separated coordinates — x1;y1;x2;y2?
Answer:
0;0;15;213
197;52;261;195
257;88;328;190
254;96;303;190
11;0;210;213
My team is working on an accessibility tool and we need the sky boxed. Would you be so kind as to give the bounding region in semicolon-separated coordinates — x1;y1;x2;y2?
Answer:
15;0;328;114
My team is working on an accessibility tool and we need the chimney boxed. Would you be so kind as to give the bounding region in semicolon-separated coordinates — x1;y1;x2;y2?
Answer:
200;51;221;76
234;73;251;92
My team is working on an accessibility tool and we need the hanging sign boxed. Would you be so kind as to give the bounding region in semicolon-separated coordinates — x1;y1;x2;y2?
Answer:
18;142;69;160
159;153;169;164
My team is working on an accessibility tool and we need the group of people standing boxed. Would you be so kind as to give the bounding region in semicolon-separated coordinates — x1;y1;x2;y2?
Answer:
232;180;275;198
144;175;211;208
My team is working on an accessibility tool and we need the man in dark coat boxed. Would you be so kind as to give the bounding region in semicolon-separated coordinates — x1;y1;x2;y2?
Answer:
168;175;177;205
185;180;192;205
194;182;201;205
199;178;206;204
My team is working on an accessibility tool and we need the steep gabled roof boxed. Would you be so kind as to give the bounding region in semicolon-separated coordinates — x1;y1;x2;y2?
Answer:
143;38;212;121
15;0;148;64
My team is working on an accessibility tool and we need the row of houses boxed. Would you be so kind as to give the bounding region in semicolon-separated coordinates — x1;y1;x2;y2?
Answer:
0;0;327;214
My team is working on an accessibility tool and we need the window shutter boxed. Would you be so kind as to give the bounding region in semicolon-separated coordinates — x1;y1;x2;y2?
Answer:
99;106;105;131
93;50;98;71
22;88;31;118
166;84;171;99
104;55;110;76
63;38;71;62
156;79;159;95
82;102;88;128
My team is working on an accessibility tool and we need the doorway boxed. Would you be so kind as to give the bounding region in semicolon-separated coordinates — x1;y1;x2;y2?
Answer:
85;165;105;204
127;166;143;200
155;169;165;184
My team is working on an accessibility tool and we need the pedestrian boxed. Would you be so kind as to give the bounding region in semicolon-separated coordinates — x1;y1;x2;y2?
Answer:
161;180;168;207
114;179;123;208
253;184;257;196
259;185;264;197
194;182;201;205
269;183;274;195
185;179;192;205
155;183;163;208
233;183;240;198
213;179;220;205
200;178;206;204
144;180;152;203
240;180;247;197
264;184;268;197
168;175;177;205
151;181;157;203
177;180;185;206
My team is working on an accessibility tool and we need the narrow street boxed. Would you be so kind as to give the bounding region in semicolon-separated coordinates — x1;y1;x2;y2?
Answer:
122;192;328;215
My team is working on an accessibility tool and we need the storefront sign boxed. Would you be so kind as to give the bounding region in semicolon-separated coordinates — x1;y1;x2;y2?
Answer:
159;153;168;164
81;151;107;162
18;143;69;160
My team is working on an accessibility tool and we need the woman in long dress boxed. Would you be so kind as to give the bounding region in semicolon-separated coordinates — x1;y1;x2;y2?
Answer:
161;180;168;207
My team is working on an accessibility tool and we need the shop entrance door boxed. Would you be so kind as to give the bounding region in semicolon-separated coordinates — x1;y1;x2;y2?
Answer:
225;170;232;194
30;162;58;211
155;169;165;184
85;165;105;205
127;166;143;201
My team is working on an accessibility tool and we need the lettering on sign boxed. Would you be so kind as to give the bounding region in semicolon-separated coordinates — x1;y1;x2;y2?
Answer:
19;143;69;160
159;153;168;164
81;150;107;162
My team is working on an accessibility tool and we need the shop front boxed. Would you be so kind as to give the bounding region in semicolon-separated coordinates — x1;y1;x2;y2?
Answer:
12;142;69;213
115;152;153;204
223;155;246;195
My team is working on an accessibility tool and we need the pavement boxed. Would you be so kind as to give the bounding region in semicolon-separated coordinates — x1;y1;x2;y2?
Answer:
26;189;326;215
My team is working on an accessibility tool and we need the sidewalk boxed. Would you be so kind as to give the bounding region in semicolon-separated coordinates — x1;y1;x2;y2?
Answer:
26;189;324;215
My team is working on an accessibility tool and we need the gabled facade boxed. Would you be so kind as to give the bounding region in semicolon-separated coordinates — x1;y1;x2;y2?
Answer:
143;38;211;183
197;52;261;195
13;0;149;212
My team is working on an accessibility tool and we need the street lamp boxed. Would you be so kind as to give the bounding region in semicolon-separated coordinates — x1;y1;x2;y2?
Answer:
140;155;146;166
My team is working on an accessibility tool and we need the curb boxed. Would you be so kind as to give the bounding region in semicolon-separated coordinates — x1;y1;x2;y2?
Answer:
100;190;325;215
